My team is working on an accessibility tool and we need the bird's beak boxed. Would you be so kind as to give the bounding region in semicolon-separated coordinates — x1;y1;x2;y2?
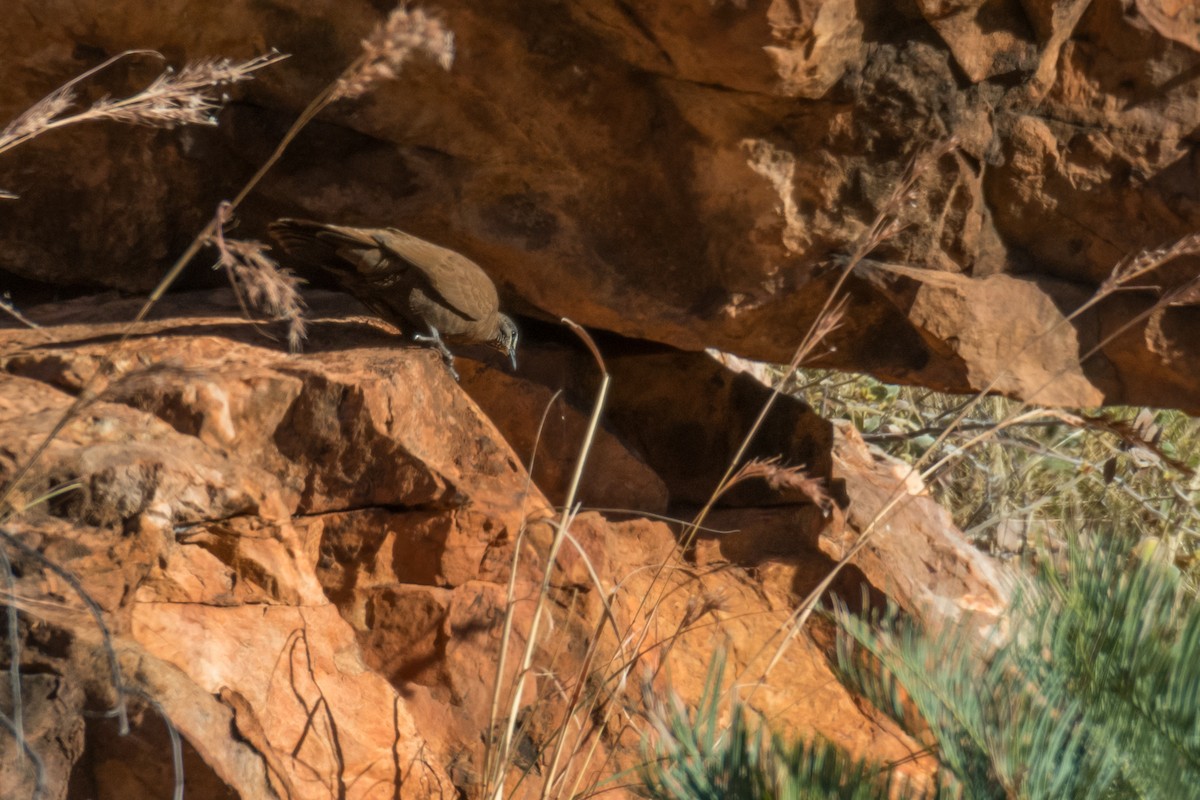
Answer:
509;349;518;370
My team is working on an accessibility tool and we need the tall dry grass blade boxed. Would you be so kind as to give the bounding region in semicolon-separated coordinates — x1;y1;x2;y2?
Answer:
0;296;40;329
0;48;153;196
489;320;609;800
758;408;1077;681
535;525;637;799
0;49;161;153
88;52;286;129
0;707;45;798
484;388;564;793
549;138;963;798
741;233;1200;690
0;28;449;771
0;544;22;765
1101;232;1200;295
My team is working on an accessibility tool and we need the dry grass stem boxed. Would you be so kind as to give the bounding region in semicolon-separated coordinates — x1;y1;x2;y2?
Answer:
765;222;1200;675
732;457;832;511
673;141;954;546
754;230;1200;684
0;50;286;159
89;54;285;128
1164;274;1200;306
0;295;40;329
484;389;564;792
755;408;1076;684
333;7;456;101
0;708;45;796
0;543;22;768
210;203;308;351
1102;231;1200;294
846;136;962;268
487;320;609;800
0;84;77;150
516;138;966;800
0;9;460;793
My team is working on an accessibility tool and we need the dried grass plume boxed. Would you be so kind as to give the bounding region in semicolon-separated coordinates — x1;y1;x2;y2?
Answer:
210;203;308;352
0;49;286;197
333;6;456;101
0;50;285;155
731;456;833;511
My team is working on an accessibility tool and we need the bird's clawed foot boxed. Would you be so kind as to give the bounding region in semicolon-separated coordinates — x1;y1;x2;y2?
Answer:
413;327;460;381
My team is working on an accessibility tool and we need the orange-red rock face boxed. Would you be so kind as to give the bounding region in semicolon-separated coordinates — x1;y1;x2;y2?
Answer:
2;1;1200;409
0;291;1006;798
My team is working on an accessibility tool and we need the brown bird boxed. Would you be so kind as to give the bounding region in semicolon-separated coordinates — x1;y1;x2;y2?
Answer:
269;219;518;378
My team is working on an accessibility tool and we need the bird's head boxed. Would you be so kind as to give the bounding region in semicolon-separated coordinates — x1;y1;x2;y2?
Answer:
492;314;519;370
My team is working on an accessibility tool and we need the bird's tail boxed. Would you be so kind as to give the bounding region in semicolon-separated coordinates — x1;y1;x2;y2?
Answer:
268;219;374;270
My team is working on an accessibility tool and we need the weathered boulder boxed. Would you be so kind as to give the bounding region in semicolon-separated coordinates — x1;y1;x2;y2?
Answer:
0;291;1007;797
2;1;1199;410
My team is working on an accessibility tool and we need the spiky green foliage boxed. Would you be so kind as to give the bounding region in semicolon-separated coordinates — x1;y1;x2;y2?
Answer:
640;537;1200;799
638;651;929;800
835;535;1200;799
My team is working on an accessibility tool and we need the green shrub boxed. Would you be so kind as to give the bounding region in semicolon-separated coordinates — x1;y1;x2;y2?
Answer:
640;536;1200;799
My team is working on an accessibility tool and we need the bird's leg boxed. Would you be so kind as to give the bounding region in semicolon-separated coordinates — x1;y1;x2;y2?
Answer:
412;325;460;381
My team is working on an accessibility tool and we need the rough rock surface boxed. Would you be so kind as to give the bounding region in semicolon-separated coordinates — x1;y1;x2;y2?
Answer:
2;0;1200;410
0;291;1007;798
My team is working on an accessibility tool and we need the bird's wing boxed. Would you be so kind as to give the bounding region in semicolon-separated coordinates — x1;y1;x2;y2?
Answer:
270;219;500;325
369;230;499;323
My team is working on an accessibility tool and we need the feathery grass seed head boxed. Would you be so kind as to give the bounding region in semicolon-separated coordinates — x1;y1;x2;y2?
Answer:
333;7;456;101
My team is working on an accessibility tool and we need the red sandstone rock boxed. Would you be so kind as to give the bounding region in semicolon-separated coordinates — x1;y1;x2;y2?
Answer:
2;1;1198;410
0;291;1008;797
